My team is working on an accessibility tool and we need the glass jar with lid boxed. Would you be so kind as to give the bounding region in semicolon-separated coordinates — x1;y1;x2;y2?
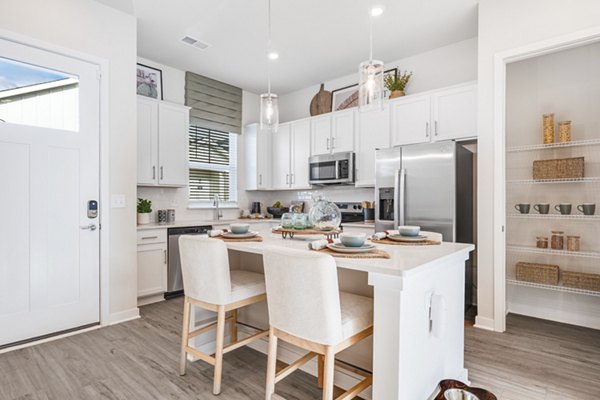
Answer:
551;230;564;250
308;194;341;231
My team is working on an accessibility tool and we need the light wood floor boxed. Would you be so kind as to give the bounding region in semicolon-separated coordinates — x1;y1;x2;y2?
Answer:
0;298;598;400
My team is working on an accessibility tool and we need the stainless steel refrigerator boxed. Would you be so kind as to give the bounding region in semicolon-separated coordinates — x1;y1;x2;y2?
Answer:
375;141;474;308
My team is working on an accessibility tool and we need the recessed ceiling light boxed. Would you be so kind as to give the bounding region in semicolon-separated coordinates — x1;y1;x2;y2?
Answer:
267;51;279;60
370;6;384;17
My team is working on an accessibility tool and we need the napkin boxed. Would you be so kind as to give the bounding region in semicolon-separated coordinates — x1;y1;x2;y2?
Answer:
208;229;228;237
386;230;400;236
308;238;337;250
372;232;387;240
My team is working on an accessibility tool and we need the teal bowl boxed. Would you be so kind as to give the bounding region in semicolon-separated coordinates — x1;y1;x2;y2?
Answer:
399;225;420;236
230;223;250;234
339;233;366;247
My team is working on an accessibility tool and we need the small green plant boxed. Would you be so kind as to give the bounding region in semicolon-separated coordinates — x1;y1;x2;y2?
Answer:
384;70;413;92
137;198;152;213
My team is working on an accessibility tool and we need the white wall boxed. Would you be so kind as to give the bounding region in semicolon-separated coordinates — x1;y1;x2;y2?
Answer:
1;0;138;322
135;57;261;221
476;0;600;331
279;37;478;122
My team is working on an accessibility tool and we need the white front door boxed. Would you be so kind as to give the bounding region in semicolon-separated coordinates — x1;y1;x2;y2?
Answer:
0;38;100;347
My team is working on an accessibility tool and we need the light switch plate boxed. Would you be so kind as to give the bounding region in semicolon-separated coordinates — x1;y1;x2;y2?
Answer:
111;194;126;208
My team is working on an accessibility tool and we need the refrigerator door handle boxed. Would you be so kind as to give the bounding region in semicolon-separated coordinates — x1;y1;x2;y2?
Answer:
399;168;406;226
393;169;400;229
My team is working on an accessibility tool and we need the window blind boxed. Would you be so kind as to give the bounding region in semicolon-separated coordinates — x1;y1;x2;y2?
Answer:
185;72;242;134
189;126;230;165
189;169;230;201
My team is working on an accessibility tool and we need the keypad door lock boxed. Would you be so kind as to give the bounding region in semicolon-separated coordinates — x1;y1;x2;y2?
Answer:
88;200;98;219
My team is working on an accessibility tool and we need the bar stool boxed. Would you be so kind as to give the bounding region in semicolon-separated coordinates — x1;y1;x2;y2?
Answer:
178;236;269;395
262;246;373;400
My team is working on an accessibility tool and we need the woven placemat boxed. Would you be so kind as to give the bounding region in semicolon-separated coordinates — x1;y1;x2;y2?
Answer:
370;238;441;246
315;248;390;259
212;236;263;242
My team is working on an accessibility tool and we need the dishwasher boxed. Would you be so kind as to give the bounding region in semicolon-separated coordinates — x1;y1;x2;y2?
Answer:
166;225;212;299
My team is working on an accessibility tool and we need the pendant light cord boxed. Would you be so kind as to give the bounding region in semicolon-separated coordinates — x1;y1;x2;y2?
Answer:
267;0;272;96
369;11;373;62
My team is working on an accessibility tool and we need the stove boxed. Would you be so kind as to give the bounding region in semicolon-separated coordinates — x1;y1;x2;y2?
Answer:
335;202;364;223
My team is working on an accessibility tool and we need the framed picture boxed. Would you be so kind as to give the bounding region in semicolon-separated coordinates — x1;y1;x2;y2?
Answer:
331;67;397;111
136;63;163;100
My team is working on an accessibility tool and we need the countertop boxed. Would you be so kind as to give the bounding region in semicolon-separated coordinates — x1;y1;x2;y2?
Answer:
137;219;376;231
220;227;474;277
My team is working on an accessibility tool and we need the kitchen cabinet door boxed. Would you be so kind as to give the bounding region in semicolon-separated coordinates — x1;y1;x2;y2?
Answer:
291;119;311;188
137;242;167;298
356;105;390;187
432;83;477;141
331;109;356;153
244;123;272;190
390;95;431;146
310;114;332;156
137;97;159;185
157;102;189;186
271;123;291;189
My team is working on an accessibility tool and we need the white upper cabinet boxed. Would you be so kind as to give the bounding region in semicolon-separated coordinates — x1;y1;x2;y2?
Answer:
272;123;292;189
244;123;272;190
137;96;190;187
431;83;477;141
290;119;311;188
331;110;356;153
390;94;431;147
310;114;332;156
356;104;390;187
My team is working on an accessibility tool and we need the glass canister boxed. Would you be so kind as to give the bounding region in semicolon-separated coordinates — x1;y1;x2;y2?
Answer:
281;212;294;229
536;236;549;249
551;230;564;250
308;195;341;231
292;213;311;230
567;235;580;251
558;121;572;143
543;113;555;144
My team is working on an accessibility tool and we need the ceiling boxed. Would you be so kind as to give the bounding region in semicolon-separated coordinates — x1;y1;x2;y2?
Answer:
97;0;478;95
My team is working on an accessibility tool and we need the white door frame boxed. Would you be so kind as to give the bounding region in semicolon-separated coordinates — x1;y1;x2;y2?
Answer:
492;26;600;332
0;29;111;327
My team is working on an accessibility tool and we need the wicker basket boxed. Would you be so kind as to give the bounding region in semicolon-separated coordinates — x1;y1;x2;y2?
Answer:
532;157;584;180
516;262;559;285
562;271;600;292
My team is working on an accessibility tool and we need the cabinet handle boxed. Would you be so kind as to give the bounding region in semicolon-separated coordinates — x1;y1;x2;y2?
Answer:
425;122;430;138
286;174;289;184
164;249;167;264
259;174;262;185
326;138;330;150
291;173;295;184
160;166;164;180
141;236;158;240
152;166;156;180
331;137;336;149
435;120;438;136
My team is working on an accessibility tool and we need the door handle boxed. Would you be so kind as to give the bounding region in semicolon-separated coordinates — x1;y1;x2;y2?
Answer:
164;249;167;264
399;169;406;227
80;224;97;231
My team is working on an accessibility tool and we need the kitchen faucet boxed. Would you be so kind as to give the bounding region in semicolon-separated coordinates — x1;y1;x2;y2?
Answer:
213;194;223;221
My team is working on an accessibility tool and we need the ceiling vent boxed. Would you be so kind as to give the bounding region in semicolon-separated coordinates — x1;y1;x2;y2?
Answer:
180;35;211;51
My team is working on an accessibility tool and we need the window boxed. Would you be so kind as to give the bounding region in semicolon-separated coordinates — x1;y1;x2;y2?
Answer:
188;125;237;206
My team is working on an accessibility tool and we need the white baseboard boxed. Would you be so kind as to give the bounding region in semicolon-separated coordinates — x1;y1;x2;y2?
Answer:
0;325;101;354
473;315;496;331
137;294;165;307
105;307;140;325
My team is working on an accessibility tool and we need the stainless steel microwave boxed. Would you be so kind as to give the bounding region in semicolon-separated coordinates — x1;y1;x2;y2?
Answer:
308;152;355;185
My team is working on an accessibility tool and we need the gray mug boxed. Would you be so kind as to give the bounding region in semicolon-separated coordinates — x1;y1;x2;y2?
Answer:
577;203;596;215
534;203;549;214
515;203;530;214
554;204;572;215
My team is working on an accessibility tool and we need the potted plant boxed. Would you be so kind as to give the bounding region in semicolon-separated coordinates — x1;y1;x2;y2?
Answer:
137;198;152;225
384;71;413;99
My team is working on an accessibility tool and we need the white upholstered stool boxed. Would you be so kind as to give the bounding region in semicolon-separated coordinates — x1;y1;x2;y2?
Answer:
178;236;269;395
262;246;373;400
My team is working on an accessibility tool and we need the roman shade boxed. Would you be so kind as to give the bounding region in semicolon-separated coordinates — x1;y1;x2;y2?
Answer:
185;72;243;134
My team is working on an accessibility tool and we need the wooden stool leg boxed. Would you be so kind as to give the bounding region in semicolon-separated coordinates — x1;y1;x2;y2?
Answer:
213;305;226;395
179;297;191;376
265;327;278;400
317;354;324;389
322;346;335;400
230;309;238;343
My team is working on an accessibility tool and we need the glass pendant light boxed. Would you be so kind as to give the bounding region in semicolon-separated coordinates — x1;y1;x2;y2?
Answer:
260;0;279;132
358;7;384;112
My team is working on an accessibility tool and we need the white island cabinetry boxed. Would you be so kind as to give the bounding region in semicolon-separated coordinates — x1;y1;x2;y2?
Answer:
136;229;167;305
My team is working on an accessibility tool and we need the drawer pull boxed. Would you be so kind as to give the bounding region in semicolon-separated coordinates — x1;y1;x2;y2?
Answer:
141;236;158;240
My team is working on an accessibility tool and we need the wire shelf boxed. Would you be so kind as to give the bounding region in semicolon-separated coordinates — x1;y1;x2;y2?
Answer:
507;279;600;297
507;213;600;220
506;139;600;153
506;245;600;259
506;177;600;184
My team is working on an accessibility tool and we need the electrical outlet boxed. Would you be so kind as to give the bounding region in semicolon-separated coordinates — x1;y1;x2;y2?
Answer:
111;194;126;208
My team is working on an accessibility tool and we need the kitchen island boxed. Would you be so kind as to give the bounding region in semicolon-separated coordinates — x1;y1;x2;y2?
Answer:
192;227;474;399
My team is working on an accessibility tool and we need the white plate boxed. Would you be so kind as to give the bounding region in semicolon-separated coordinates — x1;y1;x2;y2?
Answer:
387;234;428;242
326;243;376;253
221;231;259;239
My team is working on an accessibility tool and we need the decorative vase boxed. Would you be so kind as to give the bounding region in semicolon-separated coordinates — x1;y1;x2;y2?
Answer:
137;212;151;225
308;195;341;231
309;83;332;116
389;90;405;99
